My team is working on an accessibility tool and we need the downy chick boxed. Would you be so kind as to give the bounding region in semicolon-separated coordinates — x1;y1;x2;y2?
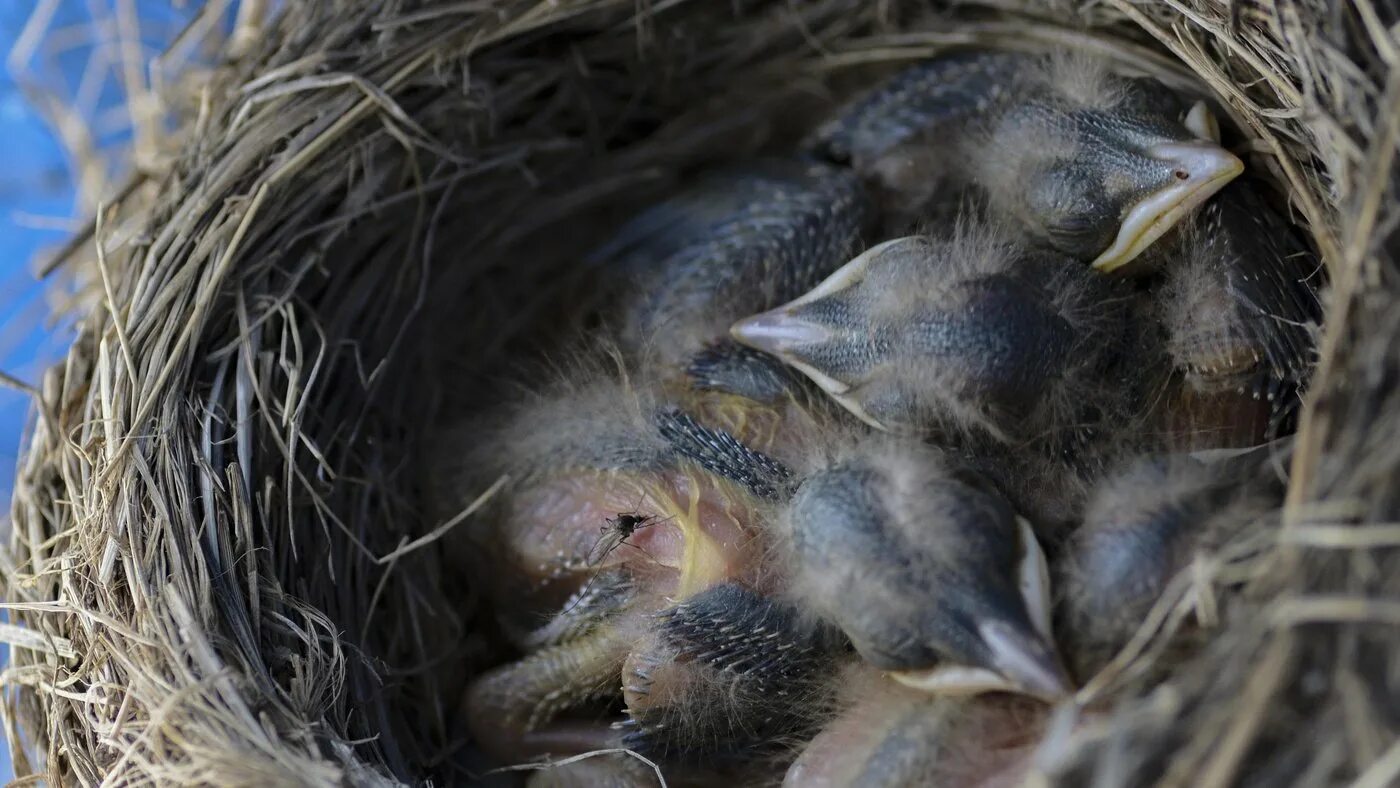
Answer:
461;372;772;618
784;665;1050;788
453;365;791;761
774;435;1072;700
730;219;1128;441
455;353;834;765
1058;446;1285;676
810;51;1242;269
592;159;874;377
1156;178;1324;444
615;582;841;768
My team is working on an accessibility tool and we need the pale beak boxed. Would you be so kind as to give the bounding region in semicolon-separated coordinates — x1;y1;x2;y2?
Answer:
889;518;1072;701
1091;141;1243;273
728;310;833;360
731;239;912;431
729;308;859;409
888;623;1072;702
1183;100;1222;143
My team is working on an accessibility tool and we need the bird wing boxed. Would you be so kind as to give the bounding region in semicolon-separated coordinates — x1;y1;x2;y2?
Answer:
807;51;1029;165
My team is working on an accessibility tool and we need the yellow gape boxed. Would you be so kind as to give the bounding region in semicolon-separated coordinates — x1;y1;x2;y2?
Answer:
639;470;749;600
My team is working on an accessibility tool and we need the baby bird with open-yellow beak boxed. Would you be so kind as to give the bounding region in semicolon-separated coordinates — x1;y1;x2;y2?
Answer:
776;435;1072;701
447;346;837;770
810;50;1243;270
730;219;1127;440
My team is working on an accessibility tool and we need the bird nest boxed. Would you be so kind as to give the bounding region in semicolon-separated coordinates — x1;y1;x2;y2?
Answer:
4;1;1398;785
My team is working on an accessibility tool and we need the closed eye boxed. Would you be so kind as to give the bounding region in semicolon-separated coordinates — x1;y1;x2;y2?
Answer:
1046;215;1098;242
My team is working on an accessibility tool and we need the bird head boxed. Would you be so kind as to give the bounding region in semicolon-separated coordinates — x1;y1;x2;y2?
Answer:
974;60;1243;271
730;233;1099;438
781;439;1072;701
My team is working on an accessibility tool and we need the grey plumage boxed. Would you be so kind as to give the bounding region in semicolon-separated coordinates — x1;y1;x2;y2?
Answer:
776;436;1071;700
731;221;1129;441
618;583;840;762
1059;447;1284;674
654;407;794;499
1157;179;1323;430
685;340;806;403
810;51;1027;166
591;160;874;370
808;51;1241;269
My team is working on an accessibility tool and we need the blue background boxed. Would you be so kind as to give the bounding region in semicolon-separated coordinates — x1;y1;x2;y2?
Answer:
2;3;196;778
1;5;73;508
3;0;200;500
3;2;198;508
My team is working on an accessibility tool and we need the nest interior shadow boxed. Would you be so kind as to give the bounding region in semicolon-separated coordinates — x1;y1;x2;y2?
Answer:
4;1;1399;785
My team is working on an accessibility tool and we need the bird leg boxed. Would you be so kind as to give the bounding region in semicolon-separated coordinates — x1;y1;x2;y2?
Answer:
463;623;632;763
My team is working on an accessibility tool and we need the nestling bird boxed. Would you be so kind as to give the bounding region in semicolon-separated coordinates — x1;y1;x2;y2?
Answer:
774;435;1072;700
730;220;1129;441
455;371;766;616
590;159;874;375
451;366;785;761
784;665;1050;787
1058;446;1285;675
1154;178;1323;440
452;348;850;767
809;51;1243;269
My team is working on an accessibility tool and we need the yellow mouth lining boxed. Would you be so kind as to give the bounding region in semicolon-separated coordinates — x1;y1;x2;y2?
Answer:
674;474;725;598
631;471;744;600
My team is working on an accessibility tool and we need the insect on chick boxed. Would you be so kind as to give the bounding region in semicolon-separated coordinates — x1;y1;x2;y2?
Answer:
556;507;675;619
588;509;670;565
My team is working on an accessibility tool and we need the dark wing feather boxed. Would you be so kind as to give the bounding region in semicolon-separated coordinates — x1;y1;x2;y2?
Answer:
807;51;1030;164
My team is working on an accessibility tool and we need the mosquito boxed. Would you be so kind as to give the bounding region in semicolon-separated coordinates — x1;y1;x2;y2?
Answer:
588;509;668;564
557;503;674;618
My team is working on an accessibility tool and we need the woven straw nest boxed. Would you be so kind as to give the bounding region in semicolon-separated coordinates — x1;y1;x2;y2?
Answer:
3;1;1398;785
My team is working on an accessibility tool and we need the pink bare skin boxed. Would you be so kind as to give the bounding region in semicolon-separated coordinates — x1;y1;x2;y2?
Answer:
1161;384;1272;451
498;467;759;600
786;668;1049;788
466;462;765;764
